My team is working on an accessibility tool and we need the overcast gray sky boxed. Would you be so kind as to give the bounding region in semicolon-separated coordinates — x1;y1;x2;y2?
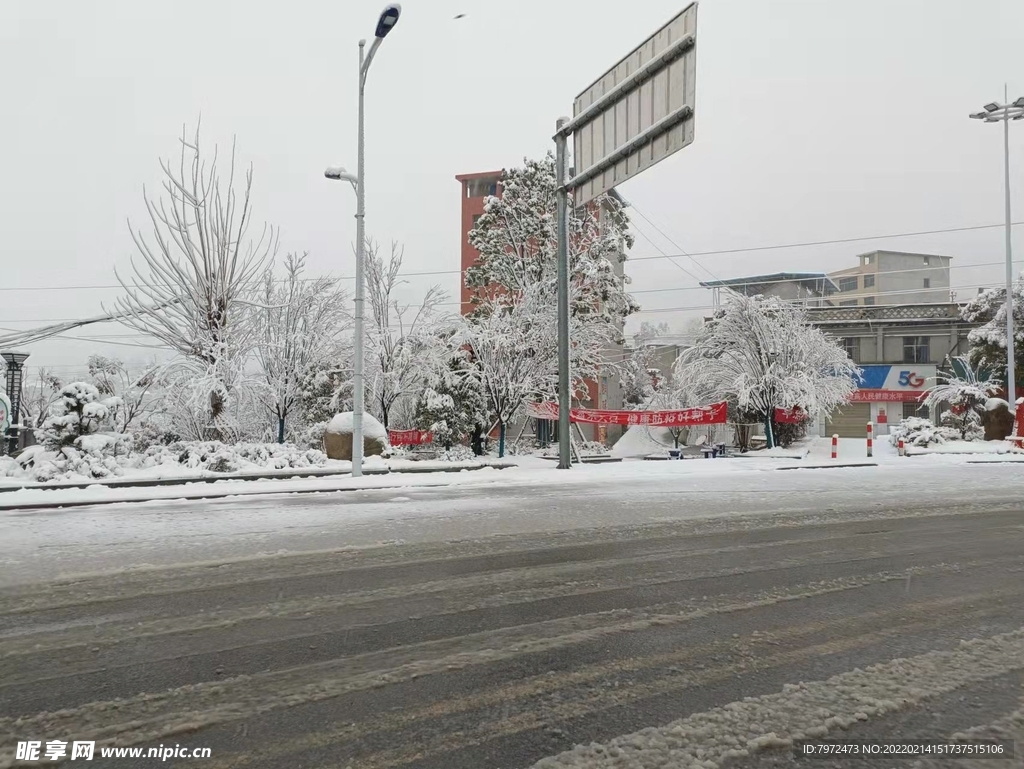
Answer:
2;0;1023;374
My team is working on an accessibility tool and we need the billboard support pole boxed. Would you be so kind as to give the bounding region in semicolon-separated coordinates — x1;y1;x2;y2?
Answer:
555;117;572;470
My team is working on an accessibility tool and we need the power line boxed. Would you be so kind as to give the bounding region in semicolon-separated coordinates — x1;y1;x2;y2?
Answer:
1;219;1021;294
628;202;721;283
0;257;1012;323
630;220;1024;262
627;212;705;283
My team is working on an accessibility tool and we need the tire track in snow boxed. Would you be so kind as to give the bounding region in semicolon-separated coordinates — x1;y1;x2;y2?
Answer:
2;572;1017;768
199;588;1022;769
526;628;1024;769
2;501;1015;616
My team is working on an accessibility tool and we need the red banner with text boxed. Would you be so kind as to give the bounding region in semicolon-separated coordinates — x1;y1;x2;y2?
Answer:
388;429;433;446
526;401;728;427
773;407;806;424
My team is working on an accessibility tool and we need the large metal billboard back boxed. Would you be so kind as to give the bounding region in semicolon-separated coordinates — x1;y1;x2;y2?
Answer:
571;4;697;205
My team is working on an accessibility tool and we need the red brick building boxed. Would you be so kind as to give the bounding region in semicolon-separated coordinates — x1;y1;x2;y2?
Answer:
455;170;502;316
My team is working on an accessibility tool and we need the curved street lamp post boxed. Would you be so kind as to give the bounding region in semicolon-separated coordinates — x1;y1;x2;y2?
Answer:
970;89;1024;407
325;4;401;477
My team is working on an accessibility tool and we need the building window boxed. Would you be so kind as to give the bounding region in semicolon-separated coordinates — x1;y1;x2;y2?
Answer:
923;256;930;265
906;401;929;420
863;296;875;306
467;178;499;198
923;278;931;288
838;276;858;292
838;299;858;306
903;336;930;364
842;337;859;360
864;274;875;288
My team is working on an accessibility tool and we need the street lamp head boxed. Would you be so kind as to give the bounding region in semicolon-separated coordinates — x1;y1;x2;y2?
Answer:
969;111;989;120
983;102;1000;113
1015;96;1024;108
324;166;358;185
375;3;401;38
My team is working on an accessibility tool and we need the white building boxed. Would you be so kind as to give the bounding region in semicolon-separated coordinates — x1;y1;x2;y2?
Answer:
829;251;951;306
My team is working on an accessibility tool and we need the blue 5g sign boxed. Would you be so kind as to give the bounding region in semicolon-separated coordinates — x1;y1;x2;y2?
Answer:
898;371;925;388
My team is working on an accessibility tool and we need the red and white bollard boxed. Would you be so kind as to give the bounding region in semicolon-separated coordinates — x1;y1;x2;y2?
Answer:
898;438;905;457
831;434;838;460
866;422;873;458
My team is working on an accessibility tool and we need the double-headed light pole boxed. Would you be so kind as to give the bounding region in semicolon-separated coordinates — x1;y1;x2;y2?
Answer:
970;87;1024;407
325;3;401;478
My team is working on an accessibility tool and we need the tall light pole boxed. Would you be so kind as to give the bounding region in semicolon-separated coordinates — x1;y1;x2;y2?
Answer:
970;88;1024;407
325;3;401;478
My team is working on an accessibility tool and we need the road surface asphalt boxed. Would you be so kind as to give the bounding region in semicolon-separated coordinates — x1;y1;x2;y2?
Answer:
1;466;1023;768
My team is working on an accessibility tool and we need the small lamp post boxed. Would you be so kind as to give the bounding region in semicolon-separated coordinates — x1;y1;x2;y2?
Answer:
1;351;30;454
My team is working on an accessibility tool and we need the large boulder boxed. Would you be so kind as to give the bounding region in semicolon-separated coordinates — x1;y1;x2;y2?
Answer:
322;412;390;461
982;398;1015;441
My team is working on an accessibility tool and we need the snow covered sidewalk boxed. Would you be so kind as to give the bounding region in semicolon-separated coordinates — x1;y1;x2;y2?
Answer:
0;441;1014;512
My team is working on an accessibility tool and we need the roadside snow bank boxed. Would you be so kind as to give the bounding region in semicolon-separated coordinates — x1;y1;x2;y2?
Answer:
906;440;1024;456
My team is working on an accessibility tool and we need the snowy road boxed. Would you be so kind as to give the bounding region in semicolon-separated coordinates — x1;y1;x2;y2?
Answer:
2;462;1024;768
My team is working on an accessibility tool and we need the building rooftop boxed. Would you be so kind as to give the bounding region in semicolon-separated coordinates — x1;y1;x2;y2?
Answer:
455;170;503;182
852;249;953;260
699;272;839;293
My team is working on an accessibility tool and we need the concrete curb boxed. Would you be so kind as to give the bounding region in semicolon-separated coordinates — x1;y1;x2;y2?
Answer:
0;463;516;513
776;462;878;471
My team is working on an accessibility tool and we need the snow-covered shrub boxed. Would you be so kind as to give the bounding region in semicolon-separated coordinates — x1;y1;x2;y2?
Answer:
538;440;608;458
922;357;1003;441
773;419;809;449
37;382;122;453
889;417;959;448
140;441;328;473
13;432;133;482
436;445;475;462
298;420;331;451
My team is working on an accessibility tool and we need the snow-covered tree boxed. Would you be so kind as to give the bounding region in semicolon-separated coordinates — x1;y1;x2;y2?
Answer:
414;347;487;449
960;277;1024;387
112;125;276;440
620;345;662;408
635;321;671;345
254;253;350;442
465;155;638;399
87;355;164;436
18;369;64;431
673;295;857;447
922;356;1003;441
364;240;451;429
37;382;122;453
459;289;557;456
296;360;351;427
